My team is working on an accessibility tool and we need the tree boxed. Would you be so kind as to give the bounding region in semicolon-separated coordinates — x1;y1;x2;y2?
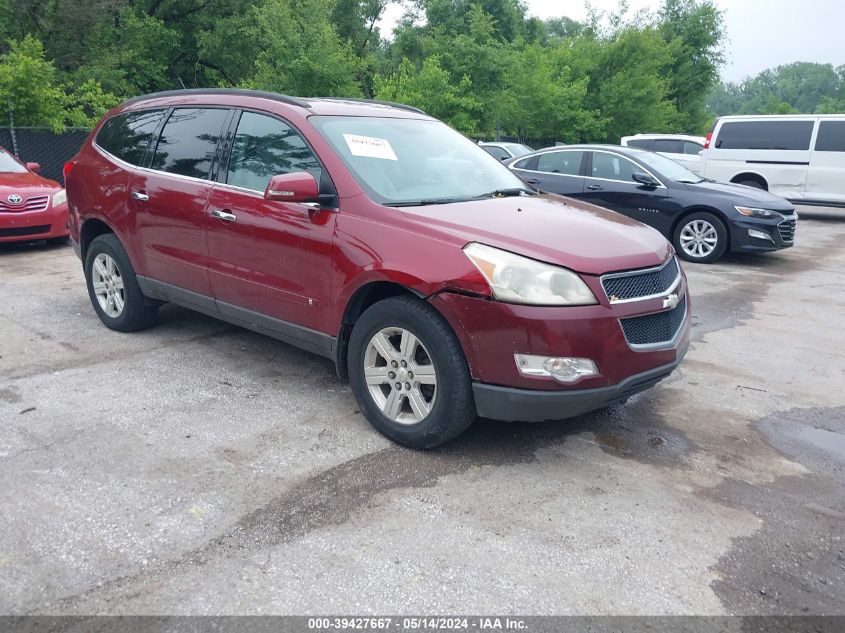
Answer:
0;36;67;131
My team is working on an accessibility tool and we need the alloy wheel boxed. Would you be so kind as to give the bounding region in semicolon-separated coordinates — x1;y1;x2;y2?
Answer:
363;327;437;425
679;219;718;259
91;253;125;318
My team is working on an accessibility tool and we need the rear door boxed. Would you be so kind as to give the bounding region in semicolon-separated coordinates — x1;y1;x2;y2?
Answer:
129;107;231;300
582;150;668;227
205;109;338;342
510;149;585;195
805;119;845;204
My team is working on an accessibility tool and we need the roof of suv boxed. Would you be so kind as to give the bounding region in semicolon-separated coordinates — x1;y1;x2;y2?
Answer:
121;88;431;119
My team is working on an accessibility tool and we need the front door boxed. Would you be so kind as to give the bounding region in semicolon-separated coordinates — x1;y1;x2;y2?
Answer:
130;107;231;299
581;151;667;228
205;110;337;340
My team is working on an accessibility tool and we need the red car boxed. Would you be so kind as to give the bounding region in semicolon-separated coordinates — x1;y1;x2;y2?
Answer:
65;89;690;448
0;148;69;244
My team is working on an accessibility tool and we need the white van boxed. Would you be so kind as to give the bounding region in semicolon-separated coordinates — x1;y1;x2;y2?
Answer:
620;134;706;173
700;114;845;207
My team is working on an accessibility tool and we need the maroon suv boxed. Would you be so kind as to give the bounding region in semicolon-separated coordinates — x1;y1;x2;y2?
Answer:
65;89;690;448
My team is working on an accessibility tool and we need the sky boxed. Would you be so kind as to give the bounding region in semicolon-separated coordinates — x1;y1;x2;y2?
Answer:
379;0;844;83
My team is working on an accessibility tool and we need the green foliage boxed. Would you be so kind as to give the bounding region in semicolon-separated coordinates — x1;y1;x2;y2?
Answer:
2;0;734;139
374;57;481;133
708;63;845;116
0;36;68;131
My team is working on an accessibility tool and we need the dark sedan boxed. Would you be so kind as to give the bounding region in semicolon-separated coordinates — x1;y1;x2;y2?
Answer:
508;144;797;263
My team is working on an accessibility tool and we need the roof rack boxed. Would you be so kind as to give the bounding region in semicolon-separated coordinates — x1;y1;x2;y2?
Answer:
122;88;311;109
309;97;428;115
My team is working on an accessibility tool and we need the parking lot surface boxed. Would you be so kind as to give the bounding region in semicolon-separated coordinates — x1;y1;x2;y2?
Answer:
1;208;844;615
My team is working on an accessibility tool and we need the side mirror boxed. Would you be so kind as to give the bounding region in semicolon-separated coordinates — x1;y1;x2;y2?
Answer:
632;171;658;187
264;172;319;203
26;162;41;174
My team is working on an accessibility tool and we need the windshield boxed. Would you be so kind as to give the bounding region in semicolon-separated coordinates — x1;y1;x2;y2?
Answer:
634;151;702;183
311;116;529;206
0;152;27;174
506;144;533;157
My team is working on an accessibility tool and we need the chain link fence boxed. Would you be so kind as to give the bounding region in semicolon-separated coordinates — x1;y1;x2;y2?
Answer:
1;127;90;184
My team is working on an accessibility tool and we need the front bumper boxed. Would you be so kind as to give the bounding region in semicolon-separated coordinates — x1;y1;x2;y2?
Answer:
0;203;69;243
729;214;796;253
474;345;687;422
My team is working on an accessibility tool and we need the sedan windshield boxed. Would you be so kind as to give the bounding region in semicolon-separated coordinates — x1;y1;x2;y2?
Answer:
0;152;27;174
311;116;531;206
634;151;703;184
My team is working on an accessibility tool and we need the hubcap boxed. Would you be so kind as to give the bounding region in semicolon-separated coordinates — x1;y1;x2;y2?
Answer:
363;327;437;425
679;219;718;258
91;253;125;318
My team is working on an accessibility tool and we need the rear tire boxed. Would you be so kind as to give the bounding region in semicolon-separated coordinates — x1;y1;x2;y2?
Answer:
348;295;475;449
673;212;728;264
84;233;157;332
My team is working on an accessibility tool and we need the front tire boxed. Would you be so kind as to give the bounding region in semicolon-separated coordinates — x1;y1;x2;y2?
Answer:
84;233;157;332
348;295;475;449
673;212;728;264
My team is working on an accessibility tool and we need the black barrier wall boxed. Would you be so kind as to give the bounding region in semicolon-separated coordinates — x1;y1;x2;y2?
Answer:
0;127;90;184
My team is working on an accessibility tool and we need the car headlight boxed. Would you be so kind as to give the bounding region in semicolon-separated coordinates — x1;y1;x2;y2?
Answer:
735;206;779;219
464;242;597;306
52;189;67;207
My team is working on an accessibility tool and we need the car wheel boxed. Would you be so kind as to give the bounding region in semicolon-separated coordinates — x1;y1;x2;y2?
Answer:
737;179;765;190
348;295;475;449
85;233;157;332
673;212;728;264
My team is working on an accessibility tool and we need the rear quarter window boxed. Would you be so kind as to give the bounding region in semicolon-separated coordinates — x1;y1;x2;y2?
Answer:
95;109;166;166
715;120;814;151
815;121;845;152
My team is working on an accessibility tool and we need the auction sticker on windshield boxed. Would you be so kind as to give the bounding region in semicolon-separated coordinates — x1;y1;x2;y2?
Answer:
343;134;398;160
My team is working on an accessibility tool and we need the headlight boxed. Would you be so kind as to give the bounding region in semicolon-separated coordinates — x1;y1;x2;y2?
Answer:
464;242;597;306
735;206;779;219
52;189;67;207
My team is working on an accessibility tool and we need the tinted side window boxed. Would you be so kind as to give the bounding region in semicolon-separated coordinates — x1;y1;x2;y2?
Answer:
96;110;166;166
815;121;845;152
150;108;229;179
226;112;322;191
536;151;583;176
653;139;683;153
483;146;510;160
591;153;638;182
683;141;703;155
626;139;653;150
715;121;814;150
512;156;538;171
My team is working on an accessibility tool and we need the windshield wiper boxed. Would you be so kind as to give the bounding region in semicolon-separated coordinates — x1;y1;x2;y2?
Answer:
472;187;537;199
385;198;470;207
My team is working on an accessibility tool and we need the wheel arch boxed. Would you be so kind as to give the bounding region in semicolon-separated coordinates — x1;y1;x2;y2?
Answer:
79;217;117;262
334;281;425;380
730;171;768;190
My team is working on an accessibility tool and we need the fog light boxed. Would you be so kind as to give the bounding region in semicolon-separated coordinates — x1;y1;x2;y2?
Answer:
748;229;774;243
514;354;598;383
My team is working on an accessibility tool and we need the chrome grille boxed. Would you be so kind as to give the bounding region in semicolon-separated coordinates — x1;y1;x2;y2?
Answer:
602;257;680;303
778;218;796;243
620;295;687;347
0;195;50;213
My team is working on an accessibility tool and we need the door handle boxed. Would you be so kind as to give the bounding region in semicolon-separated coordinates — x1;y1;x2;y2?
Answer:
130;191;149;202
587;184;603;191
210;209;237;223
524;178;541;185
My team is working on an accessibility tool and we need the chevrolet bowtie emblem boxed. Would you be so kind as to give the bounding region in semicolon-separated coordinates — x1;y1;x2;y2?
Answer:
663;293;680;310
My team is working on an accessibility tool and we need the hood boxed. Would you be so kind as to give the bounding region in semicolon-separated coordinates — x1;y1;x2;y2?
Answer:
399;194;672;275
0;170;62;196
684;180;794;211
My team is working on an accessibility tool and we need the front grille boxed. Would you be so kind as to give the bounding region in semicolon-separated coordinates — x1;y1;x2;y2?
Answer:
620;295;687;347
778;219;796;242
602;257;680;302
0;225;51;237
0;195;50;213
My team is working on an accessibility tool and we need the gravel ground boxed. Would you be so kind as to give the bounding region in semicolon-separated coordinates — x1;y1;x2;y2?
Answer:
1;206;843;615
